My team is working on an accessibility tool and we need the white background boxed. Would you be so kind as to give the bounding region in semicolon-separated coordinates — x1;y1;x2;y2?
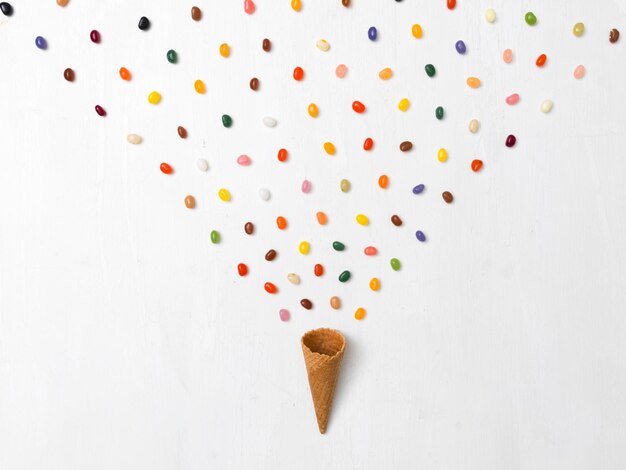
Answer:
1;1;626;469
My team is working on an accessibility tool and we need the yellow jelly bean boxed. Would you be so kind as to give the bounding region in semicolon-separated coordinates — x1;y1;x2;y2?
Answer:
194;79;205;94
354;307;366;320
323;142;336;155
379;67;393;80
299;241;310;255
369;278;380;291
412;24;423;38
148;91;161;104
466;77;481;89
437;148;448;162
219;43;230;57
398;98;410;112
218;188;231;201
308;103;319;118
356;214;369;226
291;0;301;11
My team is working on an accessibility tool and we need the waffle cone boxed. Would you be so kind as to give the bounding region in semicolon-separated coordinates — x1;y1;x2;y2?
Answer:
301;328;346;434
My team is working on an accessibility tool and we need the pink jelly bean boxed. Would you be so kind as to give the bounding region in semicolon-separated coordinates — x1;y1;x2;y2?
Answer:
502;49;513;63
335;64;348;78
574;65;586;79
244;0;255;14
364;246;378;256
237;155;251;166
279;309;290;321
301;179;312;193
505;93;520;105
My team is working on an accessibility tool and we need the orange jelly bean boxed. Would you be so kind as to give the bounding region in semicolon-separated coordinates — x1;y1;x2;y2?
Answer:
466;77;481;88
293;66;304;81
277;148;288;162
378;174;389;189
352;100;366;113
471;159;483;172
536;53;547;67
160;163;173;174
363;137;374;151
119;67;131;81
316;211;328;225
447;0;456;10
364;246;378;256
237;263;248;276
276;216;287;230
314;263;324;277
264;282;278;294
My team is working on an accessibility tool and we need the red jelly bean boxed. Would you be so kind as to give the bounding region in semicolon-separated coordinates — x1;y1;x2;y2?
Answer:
505;134;517;148
363;137;373;151
447;0;456;10
364;246;378;256
264;282;278;294
90;30;101;44
237;263;248;276
293;66;304;81
95;105;106;116
160;162;173;174
352;101;366;113
471;159;483;172
277;148;288;162
314;263;324;277
536;54;547;67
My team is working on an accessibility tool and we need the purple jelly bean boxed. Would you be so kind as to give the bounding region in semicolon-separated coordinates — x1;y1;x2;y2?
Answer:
505;134;517;147
412;184;425;194
368;26;377;41
415;230;426;242
455;40;466;54
35;36;47;50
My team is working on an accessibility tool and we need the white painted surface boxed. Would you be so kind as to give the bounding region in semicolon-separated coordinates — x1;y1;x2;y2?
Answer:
1;1;626;468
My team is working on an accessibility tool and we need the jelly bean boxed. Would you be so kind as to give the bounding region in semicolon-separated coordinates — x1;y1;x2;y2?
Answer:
222;114;233;127
57;0;68;6
390;258;401;271
333;241;345;251
194;79;206;94
244;222;254;235
138;16;150;31
400;141;413;152
540;100;553;113
573;22;584;37
293;66;304;81
415;230;426;242
471;159;483;172
279;309;290;321
412;24;423;38
148;91;161;104
466;77;481;88
263;116;277;128
35;36;47;50
265;249;277;261
506;93;520;105
525;11;537;26
436;106;444;120
412;184;425;194
219;43;230;57
391;215;402;226
95;105;106;117
160;163;173;176
398;98;410;112
502;49;513;63
355;213;370;225
536;54;547;67
301;180;312;193
485;8;496;23
338;270;351;282
244;0;255;14
609;29;620;43
455;40;466;54
90;30;101;44
287;273;300;285
468;119;479;133
277;148;288;162
210;230;220;244
363;137;374;151
276;216;287;230
442;191;453;203
218;188;231;201
300;299;313;310
505;134;517;147
379;67;392;80
63;68;75;82
196;159;209;172
191;6;202;21
316;39;330;51
167;49;178;64
0;1;13;15
364;246;378;256
342;0;350;6
184;195;196;209
127;134;142;144
447;0;456;10
237;155;251;166
425;64;436;77
259;188;271;201
335;64;348;78
119;67;131;81
177;126;187;139
574;65;585;79
308;103;319;117
262;38;272;52
250;77;259;91
330;296;341;309
237;263;248;276
299;241;310;255
369;278;380;291
264;282;277;294
291;0;301;11
352;101;366;113
340;179;351;193
354;308;366;321
314;264;324;276
316;211;328;225
368;26;377;41
324;142;336;155
378;174;389;189
437;148;448;163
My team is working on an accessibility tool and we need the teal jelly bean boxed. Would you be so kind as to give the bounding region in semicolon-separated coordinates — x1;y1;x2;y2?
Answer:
167;49;178;63
425;64;436;77
338;270;351;282
222;114;233;128
333;241;345;251
390;258;401;271
436;106;444;120
210;230;220;244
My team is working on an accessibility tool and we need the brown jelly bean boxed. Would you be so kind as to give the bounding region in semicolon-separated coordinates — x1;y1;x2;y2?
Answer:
391;215;403;226
184;195;196;208
265;249;277;261
300;298;313;310
250;77;259;90
191;6;201;21
262;38;271;52
442;191;454;204
610;28;620;43
342;0;350;6
244;222;254;234
177;126;187;138
63;68;75;82
400;141;413;152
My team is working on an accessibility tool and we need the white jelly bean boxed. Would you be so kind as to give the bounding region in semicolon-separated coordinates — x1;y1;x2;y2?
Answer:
540;100;554;113
287;273;301;285
127;134;142;144
468;119;480;133
262;116;277;128
258;188;271;201
485;8;496;23
196;158;209;172
316;39;330;51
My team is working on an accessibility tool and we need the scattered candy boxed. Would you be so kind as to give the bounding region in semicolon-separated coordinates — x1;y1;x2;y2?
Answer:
436;106;444;120
369;278;380;291
455;40;466;54
333;241;345;251
390;258;401;271
184;195;196;209
177;126;187;139
368;26;377;41
90;30;101;44
63;68;75;82
300;298;313;310
466;77;481;88
471;159;483;172
536;54;547;67
244;222;254;235
299;241;310;255
244;0;255;14
57;0;68;6
364;246;378;256
540;100;554;113
379;67;393;80
291;0;301;12
415;231;426;242
468;119;480;133
316;39;330;51
525;11;537;26
437;148;448;163
340;179;351;192
263;116;277;128
391;215;403;226
573;22;585;37
119;67;131;81
222;114;233;127
378;175;389;189
262;38;271;52
398;98;410;112
316;212;328;225
265;249;277;261
279;309;290;321
356;214;369;225
574;65;586;79
95;105;106;117
308;103;319;117
412;184;425;194
485;8;496;23
425;64;436;77
301;179;312;193
400;141;413;152
352;101;366;113
237;263;248;276
276;216;287;230
210;230;220;244
330;296;341;309
258;188;271;201
277;148;288;162
506;93;520;105
148;91;161;104
505;134;517;147
342;0;350;7
335;64;348;78
447;0;456;10
196;159;209;172
127;134;142;144
167;49;178;64
293;66;304;81
264;282;277;294
219;43;230;57
218;188;231;201
194;79;206;94
0;1;13;16
314;264;324;276
338;270;351;282
138;16;150;31
191;6;202;21
237;155;251;166
354;308;366;320
442;191;454;203
35;36;47;50
502;49;513;63
412;24;423;39
609;28;620;43
363;138;374;151
287;273;301;285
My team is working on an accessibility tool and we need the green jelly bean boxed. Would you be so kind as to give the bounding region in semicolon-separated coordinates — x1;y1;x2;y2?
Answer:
333;241;345;251
436;106;444;120
425;64;436;77
210;230;220;244
390;258;401;271
525;11;537;25
167;49;177;64
340;178;351;193
338;270;351;282
222;114;233;128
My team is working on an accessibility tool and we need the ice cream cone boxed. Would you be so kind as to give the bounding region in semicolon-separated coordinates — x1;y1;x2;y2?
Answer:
301;328;346;434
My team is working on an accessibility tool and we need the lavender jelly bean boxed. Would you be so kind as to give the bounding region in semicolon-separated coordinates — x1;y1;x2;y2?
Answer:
368;26;377;41
35;36;47;50
455;40;466;54
412;184;425;194
415;230;426;242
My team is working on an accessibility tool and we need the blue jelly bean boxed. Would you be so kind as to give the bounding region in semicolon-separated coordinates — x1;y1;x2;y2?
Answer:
35;36;47;50
455;40;466;54
412;184;425;194
368;26;377;41
415;230;426;242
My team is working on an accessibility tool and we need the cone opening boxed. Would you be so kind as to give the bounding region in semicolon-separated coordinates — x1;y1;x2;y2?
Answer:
302;328;345;358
